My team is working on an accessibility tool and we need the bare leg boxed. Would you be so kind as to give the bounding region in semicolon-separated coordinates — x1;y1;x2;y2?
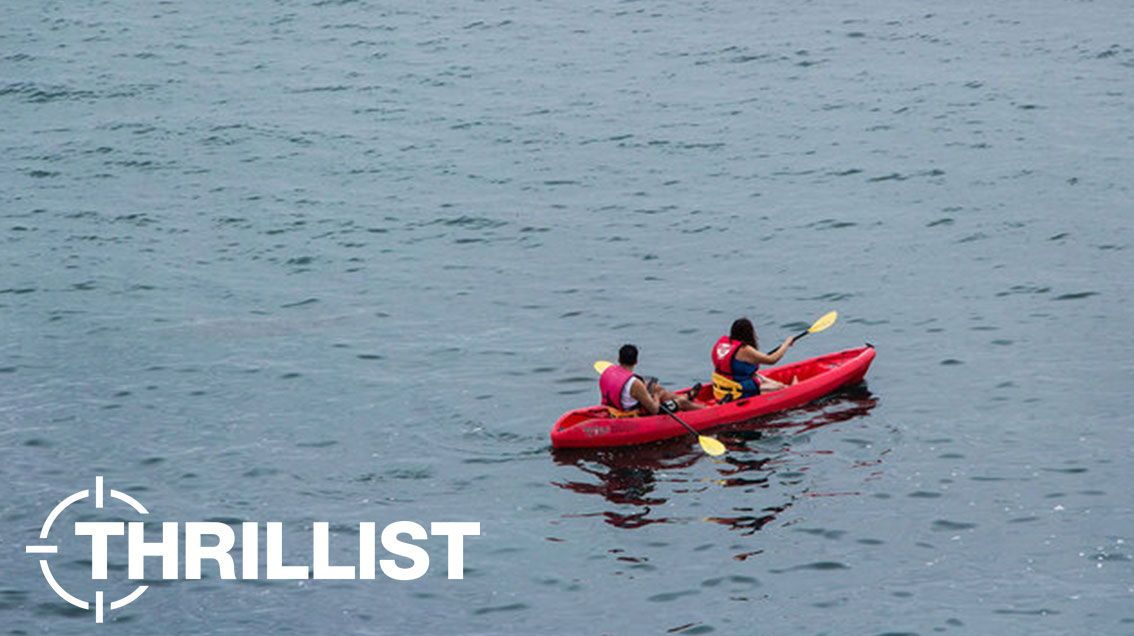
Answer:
757;374;789;392
657;387;705;411
675;395;704;411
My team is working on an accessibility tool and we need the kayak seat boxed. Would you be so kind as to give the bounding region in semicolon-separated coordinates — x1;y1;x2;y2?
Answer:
711;372;745;403
605;406;639;418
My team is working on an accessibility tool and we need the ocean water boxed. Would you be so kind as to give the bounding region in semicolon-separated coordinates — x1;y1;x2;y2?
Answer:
2;0;1132;633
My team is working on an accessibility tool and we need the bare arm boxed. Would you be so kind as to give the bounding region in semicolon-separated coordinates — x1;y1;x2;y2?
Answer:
628;379;660;415
736;336;795;366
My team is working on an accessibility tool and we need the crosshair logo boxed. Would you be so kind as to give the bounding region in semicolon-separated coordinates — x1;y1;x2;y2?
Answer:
25;476;149;624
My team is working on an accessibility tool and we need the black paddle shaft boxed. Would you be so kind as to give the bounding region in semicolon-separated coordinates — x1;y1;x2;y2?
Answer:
659;401;699;436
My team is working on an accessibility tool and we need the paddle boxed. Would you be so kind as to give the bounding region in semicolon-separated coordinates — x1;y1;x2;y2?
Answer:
658;401;726;457
794;310;838;342
764;310;838;358
593;360;725;457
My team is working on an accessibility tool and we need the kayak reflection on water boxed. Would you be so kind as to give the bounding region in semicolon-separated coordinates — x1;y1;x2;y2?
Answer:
551;387;879;534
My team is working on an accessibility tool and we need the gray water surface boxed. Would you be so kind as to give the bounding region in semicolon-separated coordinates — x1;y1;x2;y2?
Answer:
2;0;1132;634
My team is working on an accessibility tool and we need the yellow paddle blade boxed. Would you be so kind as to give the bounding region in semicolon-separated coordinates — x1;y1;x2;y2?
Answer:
593;360;613;374
698;435;726;456
808;310;838;334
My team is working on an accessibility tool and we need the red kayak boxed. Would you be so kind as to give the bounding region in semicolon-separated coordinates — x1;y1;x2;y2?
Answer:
551;345;876;449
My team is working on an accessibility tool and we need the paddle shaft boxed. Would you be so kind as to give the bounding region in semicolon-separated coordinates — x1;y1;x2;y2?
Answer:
764;330;806;359
659;403;699;436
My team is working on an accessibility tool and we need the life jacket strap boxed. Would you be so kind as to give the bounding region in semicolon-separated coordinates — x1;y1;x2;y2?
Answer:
711;372;744;403
605;406;640;418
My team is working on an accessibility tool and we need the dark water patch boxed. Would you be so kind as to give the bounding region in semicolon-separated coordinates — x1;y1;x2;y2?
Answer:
771;561;849;573
556;375;594;385
908;491;942;499
472;603;529;615
994;608;1059;616
385;467;433;480
867;172;907;182
0;82;97;103
647;590;700;602
356;353;383;360
926;217;953;227
1052;291;1098;301
796;528;846;540
668;623;714;634
931;520;976;531
423;215;508;230
939;359;962;366
296;440;338;448
34;601;88;618
809;218;857;230
0;589;30;610
996;284;1050;297
1042;467;1087;474
281;298;319;308
1084;544;1131;563
204;516;246;525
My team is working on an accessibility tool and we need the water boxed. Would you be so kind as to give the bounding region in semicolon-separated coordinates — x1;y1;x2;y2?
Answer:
2;0;1132;633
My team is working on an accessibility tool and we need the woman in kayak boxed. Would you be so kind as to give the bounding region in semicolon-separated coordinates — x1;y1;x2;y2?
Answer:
600;344;703;416
711;318;796;401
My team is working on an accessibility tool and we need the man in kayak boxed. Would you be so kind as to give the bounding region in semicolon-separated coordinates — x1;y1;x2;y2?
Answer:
600;345;703;416
711;318;796;402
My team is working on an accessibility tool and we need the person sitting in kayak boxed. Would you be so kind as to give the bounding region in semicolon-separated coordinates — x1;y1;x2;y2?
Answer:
711;318;796;402
600;344;703;416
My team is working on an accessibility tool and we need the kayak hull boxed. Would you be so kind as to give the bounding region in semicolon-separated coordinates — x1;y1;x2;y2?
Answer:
550;345;876;449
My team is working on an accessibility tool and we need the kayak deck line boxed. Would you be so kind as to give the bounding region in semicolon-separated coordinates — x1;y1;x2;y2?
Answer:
551;345;876;449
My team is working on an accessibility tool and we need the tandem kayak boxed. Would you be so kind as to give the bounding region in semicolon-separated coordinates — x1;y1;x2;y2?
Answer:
550;345;876;449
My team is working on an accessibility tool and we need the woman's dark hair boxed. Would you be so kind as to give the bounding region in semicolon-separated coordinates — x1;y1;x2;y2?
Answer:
729;318;758;349
618;344;639;366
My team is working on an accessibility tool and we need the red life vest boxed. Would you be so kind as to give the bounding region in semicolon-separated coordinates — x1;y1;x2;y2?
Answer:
599;365;636;411
711;335;743;377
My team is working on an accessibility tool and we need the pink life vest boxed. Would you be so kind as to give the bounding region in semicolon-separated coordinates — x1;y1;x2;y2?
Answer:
711;335;743;377
599;365;636;410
